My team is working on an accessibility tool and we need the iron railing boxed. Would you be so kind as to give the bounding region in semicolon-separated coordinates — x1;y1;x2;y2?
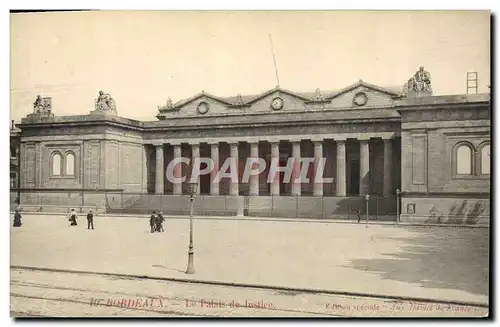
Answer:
11;189;399;221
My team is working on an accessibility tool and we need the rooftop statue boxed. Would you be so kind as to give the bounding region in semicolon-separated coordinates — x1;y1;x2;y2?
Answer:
95;91;116;111
235;94;244;105
314;88;324;101
33;95;52;116
403;66;432;96
158;97;174;110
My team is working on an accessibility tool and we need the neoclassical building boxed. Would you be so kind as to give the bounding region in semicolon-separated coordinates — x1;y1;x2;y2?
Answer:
11;67;491;225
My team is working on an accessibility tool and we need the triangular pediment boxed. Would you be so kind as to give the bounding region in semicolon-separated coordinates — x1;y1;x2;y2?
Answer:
325;81;401;99
322;81;402;108
171;91;233;109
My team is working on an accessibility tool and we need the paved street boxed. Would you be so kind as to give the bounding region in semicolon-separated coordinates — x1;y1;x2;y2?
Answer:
10;214;489;312
11;268;487;317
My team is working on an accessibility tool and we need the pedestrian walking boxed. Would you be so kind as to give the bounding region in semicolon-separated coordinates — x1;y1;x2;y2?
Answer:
68;209;77;226
13;209;22;227
156;210;165;232
87;210;94;230
356;209;361;223
150;211;156;233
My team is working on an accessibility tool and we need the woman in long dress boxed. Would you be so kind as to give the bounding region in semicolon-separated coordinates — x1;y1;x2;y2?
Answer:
68;209;77;226
13;209;22;227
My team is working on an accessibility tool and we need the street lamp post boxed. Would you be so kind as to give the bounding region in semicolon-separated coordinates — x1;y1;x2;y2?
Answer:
396;189;401;223
186;182;198;274
365;194;370;227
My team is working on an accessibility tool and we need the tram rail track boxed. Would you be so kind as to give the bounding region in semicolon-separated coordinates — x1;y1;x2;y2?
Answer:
11;265;488;309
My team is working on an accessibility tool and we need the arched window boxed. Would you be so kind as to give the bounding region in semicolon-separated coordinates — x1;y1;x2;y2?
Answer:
65;152;75;176
480;144;490;175
456;145;472;175
52;152;62;176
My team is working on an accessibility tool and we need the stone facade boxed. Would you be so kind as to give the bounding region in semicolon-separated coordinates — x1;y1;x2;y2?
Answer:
11;68;491;224
397;94;490;225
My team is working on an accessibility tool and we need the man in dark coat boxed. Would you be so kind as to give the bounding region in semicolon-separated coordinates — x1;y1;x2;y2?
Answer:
150;211;156;233
156;210;165;232
13;209;22;227
87;210;94;230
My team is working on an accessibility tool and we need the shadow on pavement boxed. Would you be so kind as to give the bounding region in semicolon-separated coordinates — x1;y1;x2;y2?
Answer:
152;265;185;274
347;227;489;297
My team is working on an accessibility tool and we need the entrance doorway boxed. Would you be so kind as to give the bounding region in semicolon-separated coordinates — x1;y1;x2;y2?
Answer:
200;161;211;194
348;159;360;196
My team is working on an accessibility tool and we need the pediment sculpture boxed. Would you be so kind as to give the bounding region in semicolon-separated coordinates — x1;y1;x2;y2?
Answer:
235;94;244;105
95;91;116;111
314;88;324;101
33;95;52;116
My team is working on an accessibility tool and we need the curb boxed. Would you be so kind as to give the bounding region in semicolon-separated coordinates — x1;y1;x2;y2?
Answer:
10;211;489;228
11;265;488;309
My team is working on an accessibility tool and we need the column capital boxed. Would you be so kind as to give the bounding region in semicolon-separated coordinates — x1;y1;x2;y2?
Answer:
248;141;260;147
188;140;200;145
335;137;347;142
310;136;324;142
227;141;239;146
357;135;371;141
208;141;220;146
153;141;164;147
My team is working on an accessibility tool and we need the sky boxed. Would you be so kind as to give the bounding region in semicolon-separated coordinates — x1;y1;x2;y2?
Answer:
10;10;491;123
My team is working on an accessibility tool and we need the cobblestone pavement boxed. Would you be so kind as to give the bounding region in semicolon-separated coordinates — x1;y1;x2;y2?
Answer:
10;268;487;317
10;214;489;307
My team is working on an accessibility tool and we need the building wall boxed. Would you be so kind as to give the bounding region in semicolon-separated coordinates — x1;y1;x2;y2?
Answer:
19;122;146;209
399;103;490;225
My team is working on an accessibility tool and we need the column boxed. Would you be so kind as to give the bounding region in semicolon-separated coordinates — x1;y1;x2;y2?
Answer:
383;138;393;196
359;138;370;196
229;142;239;196
336;140;346;196
191;143;200;195
155;144;164;194
249;142;259;196
313;141;323;197
270;142;280;196
173;144;182;195
291;141;301;196
210;142;219;195
141;145;148;193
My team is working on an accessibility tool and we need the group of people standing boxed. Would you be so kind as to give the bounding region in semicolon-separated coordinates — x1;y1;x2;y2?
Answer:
67;209;94;229
150;211;165;233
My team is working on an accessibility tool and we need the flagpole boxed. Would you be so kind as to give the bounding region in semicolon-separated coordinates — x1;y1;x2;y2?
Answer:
269;34;280;87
